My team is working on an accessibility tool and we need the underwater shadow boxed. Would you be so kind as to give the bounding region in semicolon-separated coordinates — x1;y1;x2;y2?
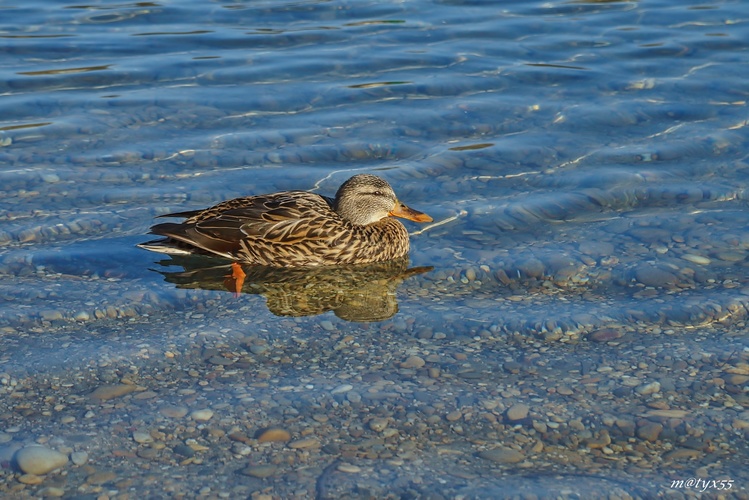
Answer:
148;255;432;322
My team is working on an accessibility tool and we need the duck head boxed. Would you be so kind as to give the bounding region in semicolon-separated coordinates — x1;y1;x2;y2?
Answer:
334;174;432;226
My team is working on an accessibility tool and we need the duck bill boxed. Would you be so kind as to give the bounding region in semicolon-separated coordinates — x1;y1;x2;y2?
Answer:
389;202;433;223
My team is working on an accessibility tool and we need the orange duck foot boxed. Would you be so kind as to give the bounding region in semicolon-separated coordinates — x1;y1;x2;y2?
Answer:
223;262;246;297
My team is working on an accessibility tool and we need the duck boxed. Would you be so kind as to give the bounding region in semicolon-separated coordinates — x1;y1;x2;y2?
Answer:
138;174;432;267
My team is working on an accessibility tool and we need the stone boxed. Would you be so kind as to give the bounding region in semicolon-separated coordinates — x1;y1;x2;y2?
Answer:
726;374;749;385
615;419;635;437
400;356;425;369
159;405;188;418
445;411;462;422
40;310;63;321
70;451;89;466
646;409;688;418
249;344;268;355
506;403;529;421
90;384;137;401
14;445;69;475
137;448;160;460
634;265;678;287
664;449;701;461
337;463;361;473
518;258;545;278
714;251;744;262
588;328;624;342
368;418;389;432
173;444;195;457
86;471;117;485
319;320;335;331
635;381;661;395
681;254;710;265
133;431;154;444
732;418;749;430
478;448;525;464
190;409;214;421
257;428;291;443
133;391;158;400
503;361;522;374
228;432;252;444
73;311;90;321
585;431;611;449
331;384;353;395
241;464;277;478
578;240;615;256
533;421;548;433
288;438;319;449
37;487;65;497
636;422;663;442
18;473;44;485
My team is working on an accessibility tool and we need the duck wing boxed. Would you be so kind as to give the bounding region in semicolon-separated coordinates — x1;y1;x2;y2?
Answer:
148;191;340;260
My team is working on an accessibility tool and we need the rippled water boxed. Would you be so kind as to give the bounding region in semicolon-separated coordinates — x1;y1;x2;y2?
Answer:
2;0;749;497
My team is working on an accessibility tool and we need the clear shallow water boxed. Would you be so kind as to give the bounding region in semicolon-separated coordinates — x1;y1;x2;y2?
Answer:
2;0;749;497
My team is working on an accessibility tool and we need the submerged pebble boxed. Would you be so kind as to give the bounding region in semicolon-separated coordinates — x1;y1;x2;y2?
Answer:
14;445;69;475
506;403;529;421
478;448;525;464
190;409;214;421
241;464;278;478
90;384;138;401
257;428;291;443
681;253;711;265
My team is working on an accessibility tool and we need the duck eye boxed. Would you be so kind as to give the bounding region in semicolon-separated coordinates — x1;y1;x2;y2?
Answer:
373;190;383;196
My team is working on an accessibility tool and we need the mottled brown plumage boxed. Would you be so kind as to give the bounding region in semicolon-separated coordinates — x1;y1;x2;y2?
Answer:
138;174;432;267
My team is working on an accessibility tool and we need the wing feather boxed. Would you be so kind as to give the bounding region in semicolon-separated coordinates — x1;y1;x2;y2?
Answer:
157;191;344;261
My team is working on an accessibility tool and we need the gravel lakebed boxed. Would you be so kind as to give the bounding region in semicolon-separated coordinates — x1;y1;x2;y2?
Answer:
1;290;748;499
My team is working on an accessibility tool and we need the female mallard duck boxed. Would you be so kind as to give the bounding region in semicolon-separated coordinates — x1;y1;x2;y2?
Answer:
138;174;432;267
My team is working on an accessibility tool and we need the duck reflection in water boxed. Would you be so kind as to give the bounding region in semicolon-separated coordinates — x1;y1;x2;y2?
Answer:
150;255;432;322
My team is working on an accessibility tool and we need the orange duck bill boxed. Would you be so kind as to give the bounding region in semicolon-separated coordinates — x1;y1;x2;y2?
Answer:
389;202;433;223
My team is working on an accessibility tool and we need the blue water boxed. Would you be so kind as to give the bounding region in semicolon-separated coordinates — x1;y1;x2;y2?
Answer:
2;0;749;497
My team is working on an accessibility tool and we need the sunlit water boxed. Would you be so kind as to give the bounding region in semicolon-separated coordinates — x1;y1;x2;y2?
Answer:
2;0;749;497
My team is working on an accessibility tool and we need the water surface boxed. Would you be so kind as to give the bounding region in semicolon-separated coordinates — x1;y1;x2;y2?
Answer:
1;0;749;497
